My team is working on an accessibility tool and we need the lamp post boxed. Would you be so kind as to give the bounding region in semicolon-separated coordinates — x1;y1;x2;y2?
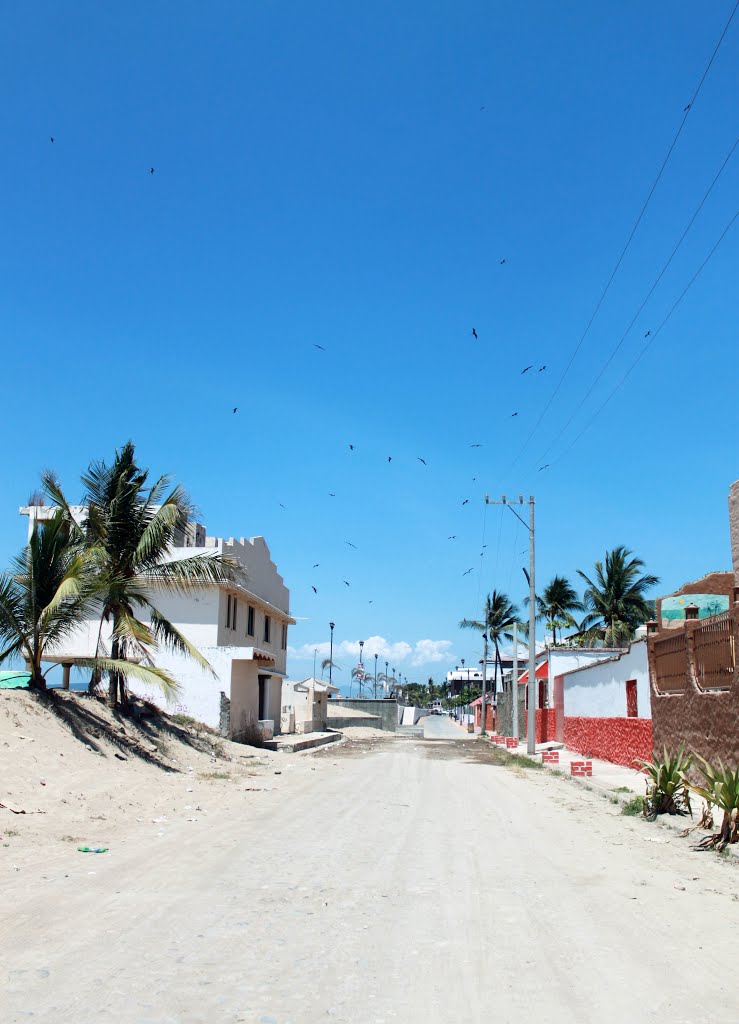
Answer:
385;661;389;694
329;622;335;687
480;633;489;736
313;648;318;679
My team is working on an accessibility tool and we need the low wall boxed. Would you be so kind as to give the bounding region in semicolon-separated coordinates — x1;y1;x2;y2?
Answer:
332;698;398;732
496;690;526;739
401;705;422;726
564;716;653;768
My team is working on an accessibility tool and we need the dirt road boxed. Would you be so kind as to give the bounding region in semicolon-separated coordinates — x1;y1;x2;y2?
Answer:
4;731;738;1023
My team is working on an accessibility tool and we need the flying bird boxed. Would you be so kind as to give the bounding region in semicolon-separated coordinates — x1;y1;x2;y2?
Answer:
470;443;482;448
311;586;317;594
538;464;550;472
313;563;319;568
511;412;518;417
149;167;155;174
644;330;651;338
279;503;286;509
462;499;469;506
345;541;357;549
462;568;473;576
480;106;486;111
538;365;546;372
368;600;373;604
329;493;336;497
684;103;691;112
499;258;507;265
50;136;55;143
471;328;478;339
521;365;533;374
349;444;355;451
314;344;326;351
387;456;392;463
233;407;238;414
448;535;456;540
417;457;427;466
343;580;350;587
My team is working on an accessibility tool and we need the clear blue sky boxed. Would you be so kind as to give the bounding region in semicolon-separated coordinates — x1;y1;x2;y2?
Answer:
1;2;737;689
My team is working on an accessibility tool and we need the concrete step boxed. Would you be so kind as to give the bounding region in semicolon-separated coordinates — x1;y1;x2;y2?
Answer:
262;732;342;753
396;725;425;738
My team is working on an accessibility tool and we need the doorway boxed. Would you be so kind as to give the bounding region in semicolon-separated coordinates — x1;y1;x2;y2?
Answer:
258;675;270;721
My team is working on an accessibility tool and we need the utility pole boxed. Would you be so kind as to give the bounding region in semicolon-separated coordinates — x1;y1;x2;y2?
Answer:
480;632;488;736
512;622;518;741
329;622;335;688
485;494;536;754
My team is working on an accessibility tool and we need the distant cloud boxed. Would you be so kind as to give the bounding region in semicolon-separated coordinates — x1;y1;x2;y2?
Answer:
287;635;453;670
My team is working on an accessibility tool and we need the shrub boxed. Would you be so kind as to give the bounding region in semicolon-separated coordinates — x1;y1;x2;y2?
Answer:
688;756;739;851
621;795;645;817
637;745;692;820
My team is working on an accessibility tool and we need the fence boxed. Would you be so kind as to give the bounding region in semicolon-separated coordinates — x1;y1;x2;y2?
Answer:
651;609;737;694
652;631;689;693
692;611;735;692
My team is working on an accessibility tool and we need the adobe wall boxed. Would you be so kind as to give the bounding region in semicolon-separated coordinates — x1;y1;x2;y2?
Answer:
730;480;739;584
656;571;734;627
650;672;739;772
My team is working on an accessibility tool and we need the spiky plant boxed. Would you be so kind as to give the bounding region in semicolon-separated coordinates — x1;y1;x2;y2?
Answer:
637;745;692;819
688;756;739;850
43;442;237;707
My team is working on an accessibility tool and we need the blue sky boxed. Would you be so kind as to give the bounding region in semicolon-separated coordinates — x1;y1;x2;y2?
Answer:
1;2;737;691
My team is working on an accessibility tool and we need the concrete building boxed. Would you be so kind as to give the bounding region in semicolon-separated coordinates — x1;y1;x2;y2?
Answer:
282;678;339;734
19;507;294;738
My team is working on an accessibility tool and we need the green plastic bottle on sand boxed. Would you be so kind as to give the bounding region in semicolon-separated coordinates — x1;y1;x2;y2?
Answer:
77;845;108;854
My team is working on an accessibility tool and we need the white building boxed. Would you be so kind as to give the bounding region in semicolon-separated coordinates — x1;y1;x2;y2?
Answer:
282;678;339;734
19;507;294;737
559;639;651;719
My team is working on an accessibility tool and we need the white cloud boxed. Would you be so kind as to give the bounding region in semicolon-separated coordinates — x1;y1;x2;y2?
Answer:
287;635;453;672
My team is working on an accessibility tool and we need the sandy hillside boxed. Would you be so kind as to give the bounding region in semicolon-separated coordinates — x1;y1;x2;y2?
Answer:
0;688;288;868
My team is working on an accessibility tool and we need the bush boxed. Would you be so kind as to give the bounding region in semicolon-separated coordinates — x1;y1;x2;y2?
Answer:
621;795;645;817
637;745;692;820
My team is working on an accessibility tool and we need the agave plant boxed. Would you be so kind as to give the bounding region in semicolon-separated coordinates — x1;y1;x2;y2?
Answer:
637;745;692;819
688;756;739;850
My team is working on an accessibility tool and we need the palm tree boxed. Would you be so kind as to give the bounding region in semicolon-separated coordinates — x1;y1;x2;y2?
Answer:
577;546;659;646
459;589;520;697
350;664;368;695
0;511;172;693
525;575;584;646
43;443;237;707
321;657;339;679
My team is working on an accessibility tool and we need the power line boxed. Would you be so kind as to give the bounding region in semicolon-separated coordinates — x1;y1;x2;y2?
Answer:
549;207;738;466
533;135;739;469
507;0;739;472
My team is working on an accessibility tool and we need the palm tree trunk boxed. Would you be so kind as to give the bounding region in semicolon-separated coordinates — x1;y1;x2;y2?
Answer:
493;638;501;700
109;628;121;707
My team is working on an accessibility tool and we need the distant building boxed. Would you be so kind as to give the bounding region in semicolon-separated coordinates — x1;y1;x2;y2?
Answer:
19;507;294;738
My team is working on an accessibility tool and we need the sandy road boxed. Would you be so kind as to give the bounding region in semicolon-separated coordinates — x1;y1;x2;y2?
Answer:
3;729;739;1024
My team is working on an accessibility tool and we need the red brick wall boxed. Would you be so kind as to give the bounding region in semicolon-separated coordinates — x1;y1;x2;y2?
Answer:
564;716;653;768
524;708;556;743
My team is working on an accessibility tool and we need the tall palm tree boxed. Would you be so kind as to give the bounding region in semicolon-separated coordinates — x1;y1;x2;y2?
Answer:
43;443;237;707
321;657;339;680
459;589;520;697
577;546;659;646
525;575;584;646
0;511;172;693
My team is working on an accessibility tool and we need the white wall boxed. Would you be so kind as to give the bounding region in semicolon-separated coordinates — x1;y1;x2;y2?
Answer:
561;640;650;719
547;650;622;704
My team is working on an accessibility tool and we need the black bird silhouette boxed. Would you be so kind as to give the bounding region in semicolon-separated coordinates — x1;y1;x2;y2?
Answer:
511;412;518;417
345;541;357;549
233;407;238;414
311;586;317;594
462;568;473;576
538;365;546;372
343;580;350;587
279;503;286;509
417;457;427;466
314;344;326;351
349;444;355;450
387;456;392;463
470;443;482;448
368;600;373;604
521;365;533;374
313;563;319;568
684;103;691;112
480;106;486;111
499;258;507;264
538;464;550;472
448;535;456;540
329;493;335;497
50;136;55;143
644;330;651;338
471;328;478;339
149;167;155;174
462;499;469;505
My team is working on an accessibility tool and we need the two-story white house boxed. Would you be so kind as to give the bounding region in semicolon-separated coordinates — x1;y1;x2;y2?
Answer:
19;506;294;738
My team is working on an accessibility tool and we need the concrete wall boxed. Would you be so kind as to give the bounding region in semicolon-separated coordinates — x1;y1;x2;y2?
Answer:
561;640;650;719
334;699;398;731
401;705;423;726
496;689;526;740
730;480;739;585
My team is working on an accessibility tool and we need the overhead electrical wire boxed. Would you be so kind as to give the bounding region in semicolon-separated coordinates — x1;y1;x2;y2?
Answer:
533;135;739;470
506;0;739;474
548;207;739;467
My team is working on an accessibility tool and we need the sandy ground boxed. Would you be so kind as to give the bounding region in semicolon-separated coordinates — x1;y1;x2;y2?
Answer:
2;700;739;1023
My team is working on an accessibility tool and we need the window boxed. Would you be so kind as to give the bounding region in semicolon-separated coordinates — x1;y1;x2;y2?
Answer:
626;679;638;718
264;615;271;643
247;605;255;638
232;598;237;631
281;623;288;650
226;594;232;628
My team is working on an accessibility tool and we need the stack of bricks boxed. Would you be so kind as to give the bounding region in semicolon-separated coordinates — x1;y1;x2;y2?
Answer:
505;737;519;749
570;760;593;777
541;750;560;765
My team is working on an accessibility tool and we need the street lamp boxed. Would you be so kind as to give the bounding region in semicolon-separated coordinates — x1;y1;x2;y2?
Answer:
374;653;378;698
329;622;335;687
313;648;318;679
359;640;364;664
